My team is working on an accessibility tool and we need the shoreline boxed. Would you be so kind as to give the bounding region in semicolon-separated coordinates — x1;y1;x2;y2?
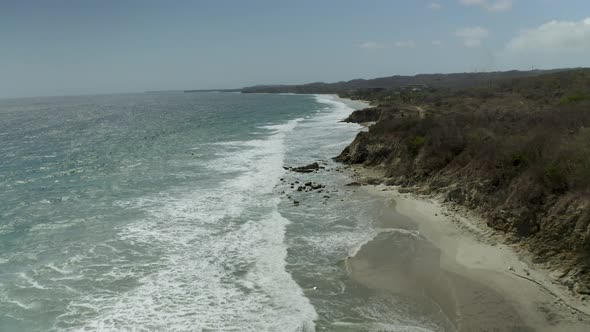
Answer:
344;166;590;331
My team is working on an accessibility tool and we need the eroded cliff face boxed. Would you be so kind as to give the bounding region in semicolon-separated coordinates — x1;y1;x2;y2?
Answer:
337;104;590;295
341;107;383;123
341;105;420;124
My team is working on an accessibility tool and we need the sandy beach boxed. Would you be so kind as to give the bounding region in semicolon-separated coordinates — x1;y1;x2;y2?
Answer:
345;169;590;331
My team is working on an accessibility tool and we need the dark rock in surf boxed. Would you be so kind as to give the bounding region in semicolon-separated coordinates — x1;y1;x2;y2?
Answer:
345;182;362;186
289;162;323;173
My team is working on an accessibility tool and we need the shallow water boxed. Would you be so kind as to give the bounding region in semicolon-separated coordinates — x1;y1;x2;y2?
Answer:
0;92;451;331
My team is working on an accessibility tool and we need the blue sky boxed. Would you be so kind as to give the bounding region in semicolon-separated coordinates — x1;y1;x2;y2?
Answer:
1;0;589;97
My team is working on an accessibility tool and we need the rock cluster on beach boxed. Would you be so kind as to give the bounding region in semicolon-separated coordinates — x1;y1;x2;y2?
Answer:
280;161;337;206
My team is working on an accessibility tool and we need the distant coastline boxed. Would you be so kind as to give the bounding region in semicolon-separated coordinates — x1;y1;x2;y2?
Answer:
183;88;241;93
240;68;573;95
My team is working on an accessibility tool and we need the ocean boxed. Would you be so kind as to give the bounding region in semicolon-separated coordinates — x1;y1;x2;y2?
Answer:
0;92;450;331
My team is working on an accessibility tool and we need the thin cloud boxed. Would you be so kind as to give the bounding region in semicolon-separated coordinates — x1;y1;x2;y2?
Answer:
432;40;444;47
429;2;443;10
501;17;590;68
356;41;386;49
394;40;417;48
460;0;513;12
455;27;490;47
506;17;590;53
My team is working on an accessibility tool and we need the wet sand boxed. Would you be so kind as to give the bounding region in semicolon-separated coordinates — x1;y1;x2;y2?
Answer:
345;182;590;331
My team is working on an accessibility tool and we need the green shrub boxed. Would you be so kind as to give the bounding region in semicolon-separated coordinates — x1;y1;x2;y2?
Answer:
510;153;528;167
408;135;427;155
544;163;568;191
559;93;590;105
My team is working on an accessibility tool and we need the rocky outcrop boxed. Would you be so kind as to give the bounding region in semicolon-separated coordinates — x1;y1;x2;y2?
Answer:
342;107;383;123
295;182;326;192
341;106;418;124
286;162;323;173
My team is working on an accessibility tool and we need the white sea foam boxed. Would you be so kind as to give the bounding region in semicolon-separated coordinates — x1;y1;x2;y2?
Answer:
57;117;317;331
6;299;31;310
347;229;421;258
46;263;72;275
17;272;47;290
281;94;379;257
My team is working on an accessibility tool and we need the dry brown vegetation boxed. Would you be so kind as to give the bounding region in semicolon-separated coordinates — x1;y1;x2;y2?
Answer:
337;69;590;294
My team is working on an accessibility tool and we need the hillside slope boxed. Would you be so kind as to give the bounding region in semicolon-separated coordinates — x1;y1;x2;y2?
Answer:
336;69;590;295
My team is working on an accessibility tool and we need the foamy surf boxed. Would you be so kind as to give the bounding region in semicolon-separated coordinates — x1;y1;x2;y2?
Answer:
53;118;317;331
1;92;447;332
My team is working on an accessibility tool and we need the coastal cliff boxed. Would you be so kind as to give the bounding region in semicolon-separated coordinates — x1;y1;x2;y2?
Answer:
336;69;590;296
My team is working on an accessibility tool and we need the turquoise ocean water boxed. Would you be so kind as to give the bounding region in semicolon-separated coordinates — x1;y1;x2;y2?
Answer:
0;93;449;331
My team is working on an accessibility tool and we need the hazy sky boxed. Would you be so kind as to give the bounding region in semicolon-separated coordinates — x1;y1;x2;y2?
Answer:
1;0;590;98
